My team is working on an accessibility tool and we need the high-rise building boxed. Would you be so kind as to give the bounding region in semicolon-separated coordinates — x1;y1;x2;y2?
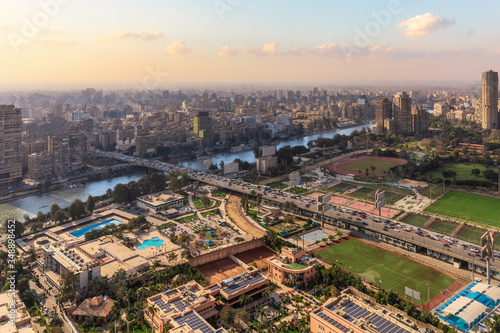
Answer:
193;111;212;146
0;105;22;185
28;153;53;180
393;92;412;134
482;70;499;130
374;98;392;133
48;132;87;176
411;106;430;134
433;102;450;117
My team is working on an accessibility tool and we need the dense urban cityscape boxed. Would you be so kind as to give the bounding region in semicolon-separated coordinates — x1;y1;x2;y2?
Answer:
3;1;500;333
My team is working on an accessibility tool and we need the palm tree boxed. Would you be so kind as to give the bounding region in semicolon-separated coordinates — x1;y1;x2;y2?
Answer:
151;260;161;272
147;304;158;321
168;252;178;262
239;294;252;308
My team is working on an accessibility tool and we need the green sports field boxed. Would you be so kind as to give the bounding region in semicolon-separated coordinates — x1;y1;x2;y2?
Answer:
425;190;500;226
316;238;457;302
337;158;405;175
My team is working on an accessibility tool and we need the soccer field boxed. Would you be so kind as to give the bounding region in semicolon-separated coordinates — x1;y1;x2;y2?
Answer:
316;238;457;302
338;158;404;174
425;190;500;226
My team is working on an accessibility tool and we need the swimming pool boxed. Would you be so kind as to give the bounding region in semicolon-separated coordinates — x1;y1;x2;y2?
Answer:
69;218;124;239
301;230;329;244
137;237;164;250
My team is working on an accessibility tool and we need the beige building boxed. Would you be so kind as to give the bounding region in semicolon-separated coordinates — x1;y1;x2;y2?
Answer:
256;155;278;175
267;247;318;286
482;70;499;129
0;290;35;333
433;102;450;117
136;190;183;212
393;92;412;134
374;98;392;134
0;105;22;186
27;153;53;180
311;287;438;333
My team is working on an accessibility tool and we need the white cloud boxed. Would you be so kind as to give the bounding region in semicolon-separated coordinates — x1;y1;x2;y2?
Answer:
165;41;192;56
398;13;454;37
218;45;240;58
244;42;278;56
95;29;164;42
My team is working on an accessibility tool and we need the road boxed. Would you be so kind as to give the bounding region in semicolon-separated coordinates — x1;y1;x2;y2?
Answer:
29;271;76;333
92;150;500;275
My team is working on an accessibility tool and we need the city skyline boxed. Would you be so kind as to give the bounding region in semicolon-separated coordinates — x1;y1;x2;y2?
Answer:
1;0;500;88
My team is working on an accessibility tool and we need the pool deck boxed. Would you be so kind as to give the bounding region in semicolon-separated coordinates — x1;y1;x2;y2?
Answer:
134;229;181;259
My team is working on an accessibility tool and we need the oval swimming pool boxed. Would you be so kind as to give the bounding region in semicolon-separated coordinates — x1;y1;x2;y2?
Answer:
137;238;164;250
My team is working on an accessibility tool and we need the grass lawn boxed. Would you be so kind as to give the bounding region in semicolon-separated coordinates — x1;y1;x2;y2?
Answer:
495;235;500;251
350;187;377;201
286;187;309;195
428;220;459;236
425;190;500;226
401;214;430;228
329;182;357;192
423;163;494;182
316;238;457;302
193;197;212;209
267;181;288;189
283;262;308;270
337;157;405;175
247;209;260;222
177;214;198;223
384;192;405;204
456;226;487;245
201;209;220;217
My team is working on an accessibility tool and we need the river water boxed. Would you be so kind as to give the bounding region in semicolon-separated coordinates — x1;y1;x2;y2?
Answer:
181;123;374;169
0;171;146;223
2;123;372;223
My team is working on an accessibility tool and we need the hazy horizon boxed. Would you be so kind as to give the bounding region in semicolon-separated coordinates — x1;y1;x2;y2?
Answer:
2;0;499;89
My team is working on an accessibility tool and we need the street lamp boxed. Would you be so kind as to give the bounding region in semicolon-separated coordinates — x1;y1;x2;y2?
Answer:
426;282;431;311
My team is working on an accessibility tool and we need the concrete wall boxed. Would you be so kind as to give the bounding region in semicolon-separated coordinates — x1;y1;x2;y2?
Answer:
189;238;265;267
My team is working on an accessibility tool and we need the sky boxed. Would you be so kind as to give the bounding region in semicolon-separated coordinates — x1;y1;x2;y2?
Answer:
1;0;500;89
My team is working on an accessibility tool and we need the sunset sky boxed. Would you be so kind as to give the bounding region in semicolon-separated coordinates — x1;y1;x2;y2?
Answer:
1;0;500;88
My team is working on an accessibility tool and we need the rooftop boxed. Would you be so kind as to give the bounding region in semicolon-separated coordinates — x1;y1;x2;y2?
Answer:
218;272;267;296
137;191;183;207
72;296;114;318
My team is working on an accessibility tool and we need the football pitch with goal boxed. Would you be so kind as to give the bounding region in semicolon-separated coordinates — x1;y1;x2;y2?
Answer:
316;238;457;302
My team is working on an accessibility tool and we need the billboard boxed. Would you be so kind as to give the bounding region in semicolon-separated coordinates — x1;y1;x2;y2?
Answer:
405;287;421;301
289;172;301;181
199;129;205;138
322;203;332;212
318;194;331;204
193;117;198;134
289;179;300;187
375;190;385;201
260;145;276;157
224;162;239;175
375;200;385;210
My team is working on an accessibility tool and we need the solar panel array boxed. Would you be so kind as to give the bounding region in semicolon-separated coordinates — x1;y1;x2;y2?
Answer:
367;314;410;333
221;274;265;295
340;302;371;319
174;311;215;333
315;310;350;333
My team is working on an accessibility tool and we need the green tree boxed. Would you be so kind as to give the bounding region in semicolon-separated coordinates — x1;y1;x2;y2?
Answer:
59;269;76;300
68;199;86;220
52;210;66;224
112;183;130;203
50;203;61;217
3;219;24;238
86;195;95;215
234;237;245;243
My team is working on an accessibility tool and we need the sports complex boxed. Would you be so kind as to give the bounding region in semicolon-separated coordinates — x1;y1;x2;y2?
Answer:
314;238;463;306
425;190;500;226
327;155;407;177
